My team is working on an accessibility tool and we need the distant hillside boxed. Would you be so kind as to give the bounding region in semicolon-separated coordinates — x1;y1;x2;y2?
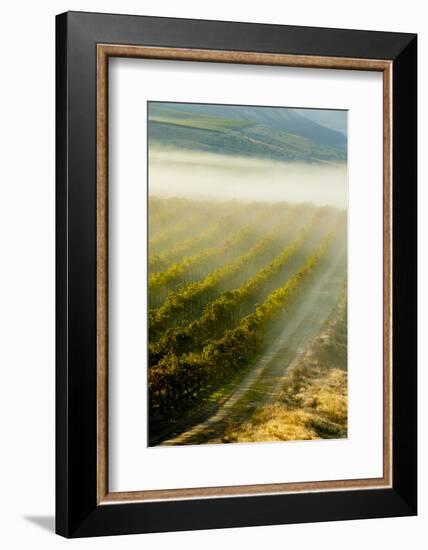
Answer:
295;108;347;135
148;102;347;164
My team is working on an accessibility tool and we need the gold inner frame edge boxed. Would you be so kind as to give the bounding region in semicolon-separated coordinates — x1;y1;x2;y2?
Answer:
96;44;393;504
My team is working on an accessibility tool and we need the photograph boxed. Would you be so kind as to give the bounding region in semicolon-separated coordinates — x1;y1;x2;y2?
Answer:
147;101;348;446
0;1;420;544
49;6;417;540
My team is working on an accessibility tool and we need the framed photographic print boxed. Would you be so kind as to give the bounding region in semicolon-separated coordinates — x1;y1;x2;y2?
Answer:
56;11;417;537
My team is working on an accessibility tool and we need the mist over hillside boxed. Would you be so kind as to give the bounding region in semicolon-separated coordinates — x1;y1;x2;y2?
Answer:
149;149;347;208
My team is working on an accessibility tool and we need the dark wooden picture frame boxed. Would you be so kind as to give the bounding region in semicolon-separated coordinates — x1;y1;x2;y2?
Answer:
56;11;417;538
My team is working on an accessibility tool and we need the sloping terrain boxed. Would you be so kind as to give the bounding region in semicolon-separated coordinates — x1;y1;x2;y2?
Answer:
148;102;347;163
148;197;347;446
157;243;346;446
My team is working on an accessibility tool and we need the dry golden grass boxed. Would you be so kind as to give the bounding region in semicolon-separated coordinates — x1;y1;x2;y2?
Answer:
224;293;348;443
225;367;347;442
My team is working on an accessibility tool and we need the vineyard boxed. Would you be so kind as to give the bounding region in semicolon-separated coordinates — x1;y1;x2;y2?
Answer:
148;196;347;445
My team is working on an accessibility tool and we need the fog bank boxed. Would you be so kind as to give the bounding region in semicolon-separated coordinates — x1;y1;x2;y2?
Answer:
149;148;347;208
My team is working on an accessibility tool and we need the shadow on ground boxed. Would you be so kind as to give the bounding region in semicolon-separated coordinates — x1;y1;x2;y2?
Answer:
24;515;55;533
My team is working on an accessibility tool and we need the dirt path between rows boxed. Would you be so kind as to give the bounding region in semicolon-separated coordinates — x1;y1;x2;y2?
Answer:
158;247;346;446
